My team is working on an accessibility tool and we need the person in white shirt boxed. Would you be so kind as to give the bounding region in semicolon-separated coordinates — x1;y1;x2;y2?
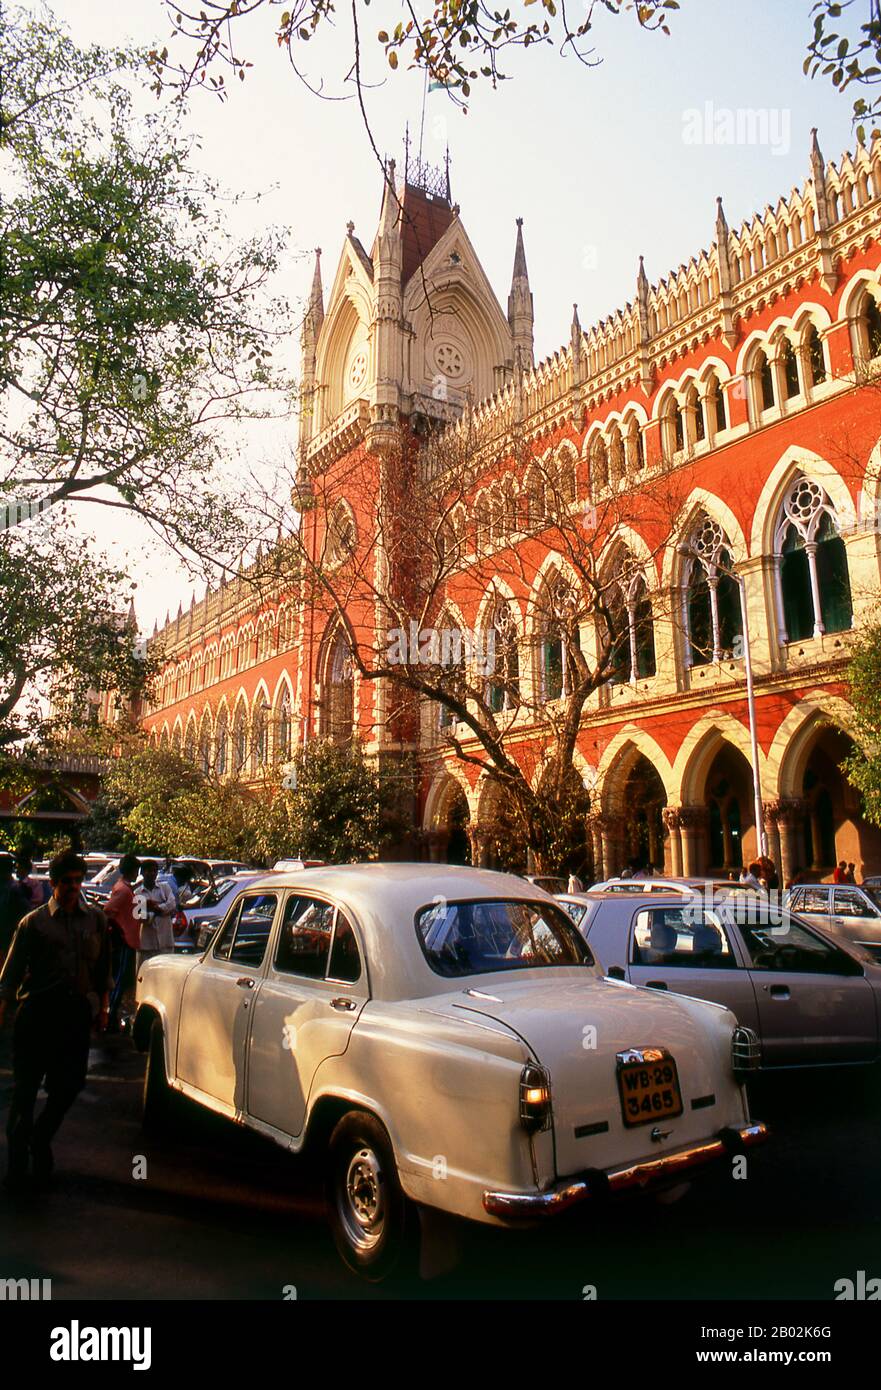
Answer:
135;860;176;971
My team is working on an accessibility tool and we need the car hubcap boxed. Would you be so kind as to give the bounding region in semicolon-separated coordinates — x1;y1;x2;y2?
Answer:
339;1145;385;1253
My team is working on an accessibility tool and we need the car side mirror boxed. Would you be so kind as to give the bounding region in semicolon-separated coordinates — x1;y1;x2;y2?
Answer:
606;965;626;981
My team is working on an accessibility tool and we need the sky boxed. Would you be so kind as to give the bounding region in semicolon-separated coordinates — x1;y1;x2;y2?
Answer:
44;0;861;632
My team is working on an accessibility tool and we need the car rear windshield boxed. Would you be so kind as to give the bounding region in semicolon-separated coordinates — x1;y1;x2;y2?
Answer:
416;898;592;977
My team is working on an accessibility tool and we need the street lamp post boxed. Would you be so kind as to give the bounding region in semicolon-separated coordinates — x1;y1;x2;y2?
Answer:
680;546;767;859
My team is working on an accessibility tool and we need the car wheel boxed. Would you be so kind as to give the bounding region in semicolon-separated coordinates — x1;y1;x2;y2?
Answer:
326;1111;416;1281
142;1019;174;1135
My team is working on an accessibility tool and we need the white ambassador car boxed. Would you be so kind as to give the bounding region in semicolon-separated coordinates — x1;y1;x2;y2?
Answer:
133;865;767;1279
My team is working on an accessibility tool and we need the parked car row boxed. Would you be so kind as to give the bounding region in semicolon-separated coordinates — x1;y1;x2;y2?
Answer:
134;864;768;1281
556;885;881;1067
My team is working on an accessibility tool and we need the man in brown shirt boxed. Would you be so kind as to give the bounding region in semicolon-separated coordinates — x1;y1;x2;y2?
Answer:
0;849;112;1192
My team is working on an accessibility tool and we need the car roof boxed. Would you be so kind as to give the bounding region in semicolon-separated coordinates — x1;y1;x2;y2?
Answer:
236;864;559;1000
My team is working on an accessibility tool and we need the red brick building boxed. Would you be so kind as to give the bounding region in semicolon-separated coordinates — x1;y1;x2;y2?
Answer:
139;132;881;883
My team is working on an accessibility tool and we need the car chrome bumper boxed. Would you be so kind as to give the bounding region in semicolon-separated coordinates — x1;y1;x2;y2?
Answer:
483;1122;769;1219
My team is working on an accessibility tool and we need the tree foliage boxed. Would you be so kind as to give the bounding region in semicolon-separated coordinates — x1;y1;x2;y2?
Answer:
148;0;678;107
0;521;158;746
250;740;406;864
843;619;881;823
805;1;881;135
0;6;292;743
83;738;398;863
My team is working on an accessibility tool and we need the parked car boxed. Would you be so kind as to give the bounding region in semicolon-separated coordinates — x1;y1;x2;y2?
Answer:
558;889;881;1068
134;864;766;1280
522;873;570;895
785;882;881;960
589;877;764;900
183;872;267;950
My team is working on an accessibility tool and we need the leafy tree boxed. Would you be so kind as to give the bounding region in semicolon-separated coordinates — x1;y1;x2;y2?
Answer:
250;740;406;864
2;8;290;559
148;0;678;108
843;619;881;822
0;7;291;742
0;521;156;746
805;1;881;137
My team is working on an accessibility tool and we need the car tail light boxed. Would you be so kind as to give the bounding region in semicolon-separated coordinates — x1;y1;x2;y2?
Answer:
519;1062;552;1133
732;1025;761;1079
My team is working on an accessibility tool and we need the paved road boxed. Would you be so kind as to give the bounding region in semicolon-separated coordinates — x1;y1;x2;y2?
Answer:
1;1029;879;1301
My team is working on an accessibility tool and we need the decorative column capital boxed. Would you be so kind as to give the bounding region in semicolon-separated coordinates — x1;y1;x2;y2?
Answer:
763;798;807;826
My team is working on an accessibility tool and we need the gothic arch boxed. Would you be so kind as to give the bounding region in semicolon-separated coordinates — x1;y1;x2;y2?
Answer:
770;694;858;800
672;711;765;807
662;488;748;589
596;728;675;812
749;446;856;556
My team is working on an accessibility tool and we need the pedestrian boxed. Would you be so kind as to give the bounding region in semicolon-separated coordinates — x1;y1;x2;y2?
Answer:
136;860;176;972
0;850;112;1191
14;855;44;910
833;860;849;883
0;854;28;966
847;862;857;885
739;862;763;892
104;853;140;1031
758;854;779;892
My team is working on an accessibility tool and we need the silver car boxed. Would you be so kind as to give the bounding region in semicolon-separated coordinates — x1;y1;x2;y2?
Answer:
785;883;881;960
557;890;881;1069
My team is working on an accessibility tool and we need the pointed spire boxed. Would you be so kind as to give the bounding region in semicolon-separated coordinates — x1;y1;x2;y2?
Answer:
508;217;534;371
512;216;528;280
810;127;830;229
378;157;399;238
715;194;728;240
152;618;158;637
304;248;324;339
636;254;649;310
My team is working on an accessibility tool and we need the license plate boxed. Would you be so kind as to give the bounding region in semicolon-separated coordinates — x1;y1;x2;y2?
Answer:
617;1048;684;1127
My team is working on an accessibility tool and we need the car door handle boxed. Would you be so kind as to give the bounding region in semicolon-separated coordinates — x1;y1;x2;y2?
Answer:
646;980;668;991
236;977;256;989
330;997;357;1012
764;984;790;1000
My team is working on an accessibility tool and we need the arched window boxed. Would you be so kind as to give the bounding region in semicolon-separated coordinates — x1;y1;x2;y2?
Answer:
215;709;228;776
625;416;644;472
474;496;490;554
704;373;727;435
232;706;248;773
486;600;520;713
590;436;609;492
755;350;775;411
538;574;581;701
608;426;625;484
858;291;881;359
775;475;852;641
275;690;292;762
681;514;743;667
252;699;269;769
198;721;212;776
779;337;800;399
325;500;356;568
184;722;196;763
172;725;182;755
805;324;827;386
321;627;354;743
686;383;704;443
604;558;657;684
660;396;684;459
